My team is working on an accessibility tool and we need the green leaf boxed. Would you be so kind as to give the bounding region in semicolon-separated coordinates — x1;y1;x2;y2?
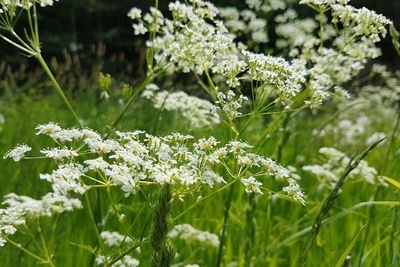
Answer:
390;24;400;56
334;224;366;267
382;176;400;190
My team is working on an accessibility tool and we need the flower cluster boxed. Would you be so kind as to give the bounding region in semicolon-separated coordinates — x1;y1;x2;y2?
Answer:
3;121;305;201
168;224;220;247
0;0;58;14
331;4;392;42
0;193;81;247
142;84;220;128
95;231;139;267
3;144;32;162
243;50;308;100
303;147;386;189
218;6;268;45
128;0;310;108
299;0;349;6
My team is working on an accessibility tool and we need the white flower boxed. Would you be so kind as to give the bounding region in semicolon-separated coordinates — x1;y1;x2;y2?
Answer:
41;148;78;160
241;176;263;194
283;179;306;205
127;7;142;20
100;231;132;247
85;157;110;171
0;193;81;247
145;90;220;128
331;4;392;42
168;224;220;247
133;23;147;35
35;122;62;135
3;144;32;161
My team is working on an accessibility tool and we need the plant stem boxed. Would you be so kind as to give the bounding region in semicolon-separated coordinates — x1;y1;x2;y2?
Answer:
107;74;153;135
35;53;82;126
244;193;256;267
150;185;175;267
4;237;47;264
216;182;236;267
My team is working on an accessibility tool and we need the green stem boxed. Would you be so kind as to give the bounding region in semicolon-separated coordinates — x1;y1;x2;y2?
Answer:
84;194;105;256
216;182;236;267
4;237;48;264
107;74;153;135
150;185;175;267
35;53;82;126
171;178;239;223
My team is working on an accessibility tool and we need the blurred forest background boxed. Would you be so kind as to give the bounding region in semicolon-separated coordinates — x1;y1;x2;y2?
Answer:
1;0;399;91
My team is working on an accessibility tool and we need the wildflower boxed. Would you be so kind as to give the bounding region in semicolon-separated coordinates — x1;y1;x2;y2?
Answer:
100;231;133;247
168;224;220;247
241;176;263;194
133;23;147;35
303;147;383;186
39;163;86;195
127;7;142;20
144;89;220;128
331;4;392;42
85;157;110;171
40;148;78;160
283;179;306;205
3;144;32;161
0;193;81;247
36;122;61;135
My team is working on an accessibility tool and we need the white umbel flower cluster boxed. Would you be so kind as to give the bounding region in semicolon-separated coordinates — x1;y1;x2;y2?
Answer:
331;4;392;42
3;144;32;161
303;147;386;188
142;84;220;128
0;0;59;14
299;0;349;5
0;193;81;247
168;224;220;247
5;123;304;201
128;0;310;105
1;122;306;246
96;230;139;267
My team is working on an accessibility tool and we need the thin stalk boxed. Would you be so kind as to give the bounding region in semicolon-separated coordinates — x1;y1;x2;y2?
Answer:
216;182;236;267
171;178;239;223
37;219;56;267
107;74;153;135
244;193;256;267
0;34;36;55
301;138;385;266
84;194;106;256
4;237;48;264
106;187;135;240
35;53;82;126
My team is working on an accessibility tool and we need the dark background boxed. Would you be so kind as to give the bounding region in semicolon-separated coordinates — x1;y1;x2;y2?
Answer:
1;0;399;77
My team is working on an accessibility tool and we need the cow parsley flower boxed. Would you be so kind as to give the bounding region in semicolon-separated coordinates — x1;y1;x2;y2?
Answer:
127;7;141;20
0;193;81;247
100;231;133;247
143;89;220;128
303;147;383;187
241;176;263;194
168;224;220;247
283;179;306;205
331;4;392;42
40;148;78;160
3;144;32;161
